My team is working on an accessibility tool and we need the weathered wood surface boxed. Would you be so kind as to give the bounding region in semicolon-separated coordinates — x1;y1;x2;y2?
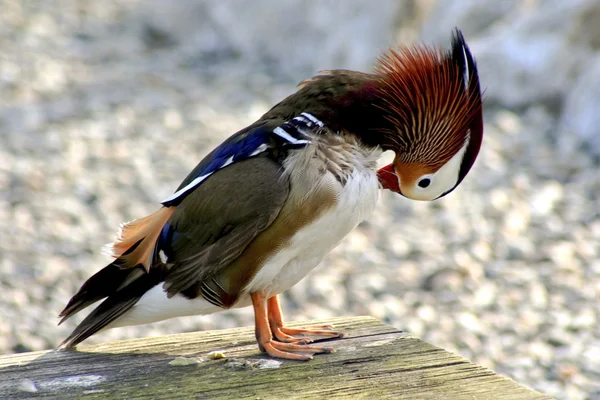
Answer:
0;316;548;399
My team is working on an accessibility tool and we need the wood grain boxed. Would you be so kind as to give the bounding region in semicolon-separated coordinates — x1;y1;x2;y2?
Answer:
0;316;549;399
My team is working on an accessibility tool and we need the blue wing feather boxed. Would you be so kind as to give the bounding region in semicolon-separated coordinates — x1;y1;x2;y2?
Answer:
160;113;321;207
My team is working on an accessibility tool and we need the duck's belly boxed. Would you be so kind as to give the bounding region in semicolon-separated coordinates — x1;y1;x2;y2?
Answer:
243;167;380;298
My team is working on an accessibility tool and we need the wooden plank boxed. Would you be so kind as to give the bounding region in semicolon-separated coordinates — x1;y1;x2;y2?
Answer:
0;316;548;399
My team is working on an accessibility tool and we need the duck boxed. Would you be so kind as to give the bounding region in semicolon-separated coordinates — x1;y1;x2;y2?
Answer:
59;29;483;360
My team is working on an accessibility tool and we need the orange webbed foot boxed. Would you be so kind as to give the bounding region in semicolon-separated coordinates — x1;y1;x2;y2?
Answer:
268;295;344;343
261;340;334;361
251;292;339;360
276;325;344;340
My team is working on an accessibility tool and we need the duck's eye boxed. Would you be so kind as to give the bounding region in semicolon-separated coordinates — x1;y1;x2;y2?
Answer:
417;177;432;188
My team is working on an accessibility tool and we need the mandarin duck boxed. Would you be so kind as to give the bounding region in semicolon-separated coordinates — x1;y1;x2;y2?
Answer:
60;29;483;360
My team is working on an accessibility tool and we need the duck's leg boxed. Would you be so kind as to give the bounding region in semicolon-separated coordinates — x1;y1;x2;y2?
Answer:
251;291;334;360
267;295;343;343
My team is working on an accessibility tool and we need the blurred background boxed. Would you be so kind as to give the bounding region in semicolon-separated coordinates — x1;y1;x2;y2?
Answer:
1;1;599;398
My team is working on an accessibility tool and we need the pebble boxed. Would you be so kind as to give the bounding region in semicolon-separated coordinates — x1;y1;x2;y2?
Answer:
207;351;226;360
169;356;204;366
17;379;38;393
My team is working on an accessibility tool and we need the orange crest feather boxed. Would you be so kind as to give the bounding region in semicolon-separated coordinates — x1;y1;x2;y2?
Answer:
374;45;481;169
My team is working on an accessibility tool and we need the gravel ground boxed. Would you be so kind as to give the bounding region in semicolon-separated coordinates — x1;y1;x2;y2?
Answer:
1;2;599;399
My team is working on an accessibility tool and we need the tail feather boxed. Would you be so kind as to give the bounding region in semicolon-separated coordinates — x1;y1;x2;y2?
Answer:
60;270;163;348
60;296;141;348
104;207;174;272
60;207;173;347
59;263;140;324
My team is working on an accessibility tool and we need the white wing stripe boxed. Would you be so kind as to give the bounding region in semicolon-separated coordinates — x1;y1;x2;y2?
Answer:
301;112;324;127
163;116;318;204
273;126;311;145
221;155;235;168
293;115;310;125
250;143;268;156
161;172;213;204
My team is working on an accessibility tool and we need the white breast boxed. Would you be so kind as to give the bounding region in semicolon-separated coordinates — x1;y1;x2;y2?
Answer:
244;152;381;298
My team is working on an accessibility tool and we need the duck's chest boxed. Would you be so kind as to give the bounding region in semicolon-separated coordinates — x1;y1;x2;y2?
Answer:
244;140;381;296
